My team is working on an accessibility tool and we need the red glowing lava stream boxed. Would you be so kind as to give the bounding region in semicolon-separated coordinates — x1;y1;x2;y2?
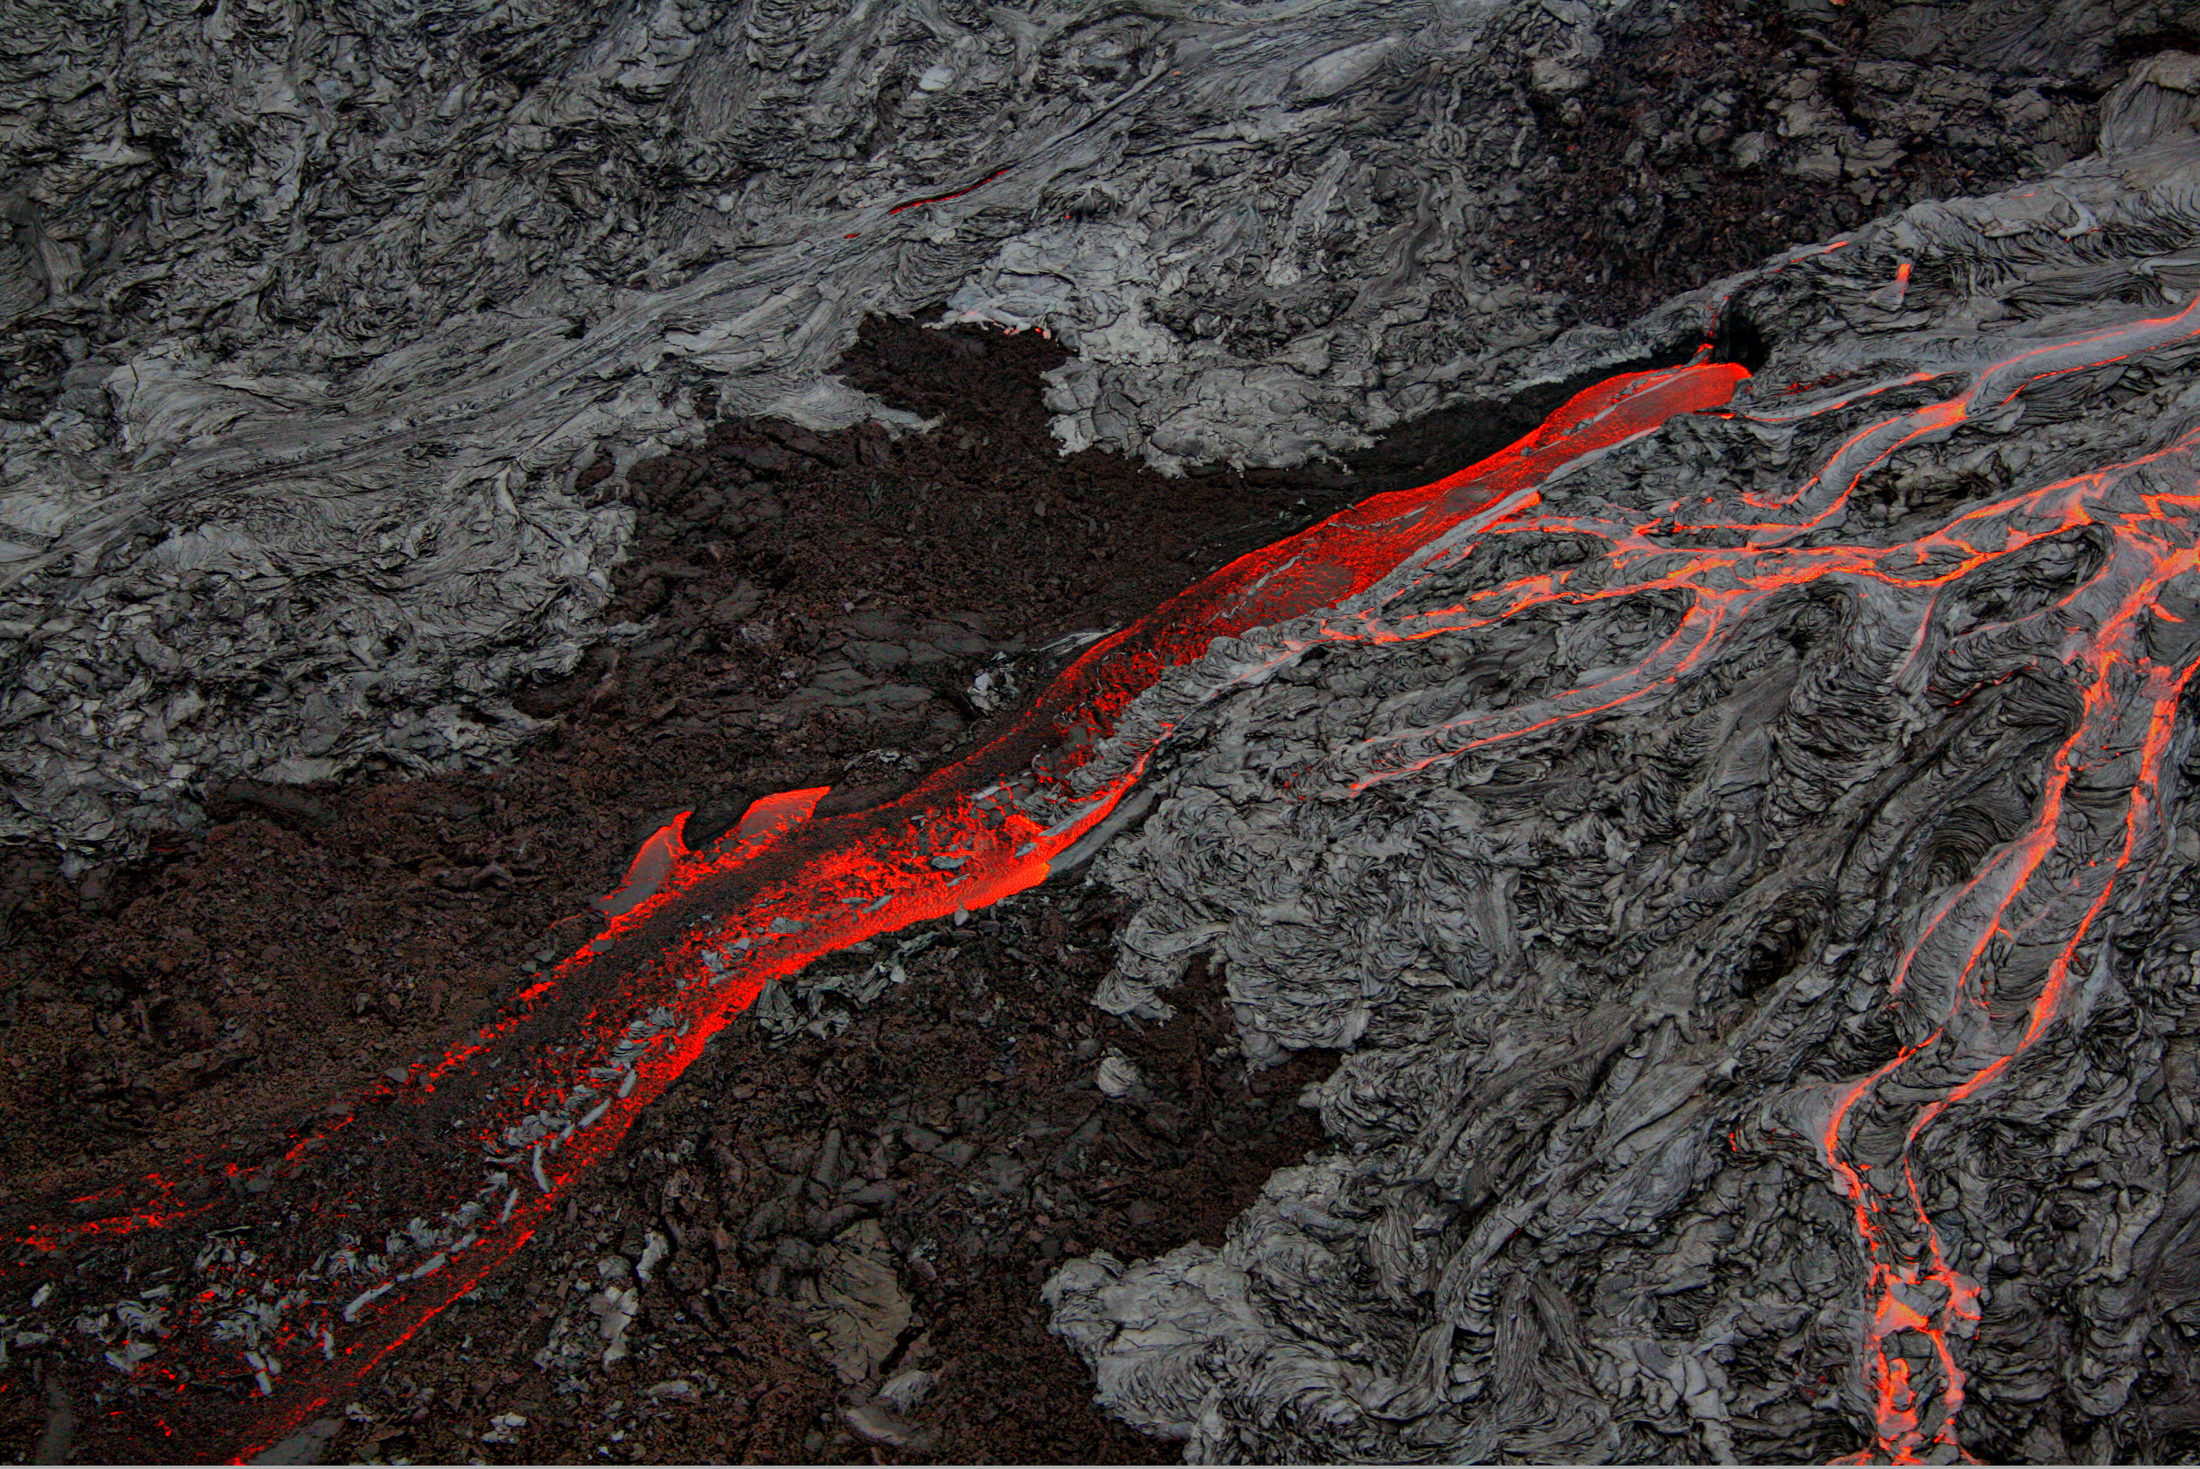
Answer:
18;286;2198;1462
1232;292;2200;1463
0;358;1745;1460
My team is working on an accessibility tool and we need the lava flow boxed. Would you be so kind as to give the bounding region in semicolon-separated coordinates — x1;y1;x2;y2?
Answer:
0;359;1746;1460
1167;292;2198;1463
14;280;2200;1460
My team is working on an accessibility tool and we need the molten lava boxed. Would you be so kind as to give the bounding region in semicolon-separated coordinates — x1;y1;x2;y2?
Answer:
15;285;2198;1462
0;357;1742;1459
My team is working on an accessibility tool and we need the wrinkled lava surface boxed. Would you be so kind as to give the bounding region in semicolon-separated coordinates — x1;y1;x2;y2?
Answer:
0;310;1626;1464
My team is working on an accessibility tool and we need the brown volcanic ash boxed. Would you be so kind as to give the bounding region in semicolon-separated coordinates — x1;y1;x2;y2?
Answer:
1;0;2198;1458
1045;59;2200;1465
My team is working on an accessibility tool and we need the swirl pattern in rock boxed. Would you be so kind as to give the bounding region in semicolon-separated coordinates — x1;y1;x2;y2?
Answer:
1044;57;2200;1465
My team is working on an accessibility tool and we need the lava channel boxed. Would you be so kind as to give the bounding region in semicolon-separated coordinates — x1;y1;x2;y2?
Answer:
16;291;2200;1465
0;360;1747;1461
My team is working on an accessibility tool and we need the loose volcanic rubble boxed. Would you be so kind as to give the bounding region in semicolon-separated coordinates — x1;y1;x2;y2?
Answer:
3;1;2200;1467
0;322;1739;1459
0;301;1412;1462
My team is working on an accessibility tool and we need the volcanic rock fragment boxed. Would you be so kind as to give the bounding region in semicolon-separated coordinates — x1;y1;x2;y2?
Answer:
808;1219;914;1385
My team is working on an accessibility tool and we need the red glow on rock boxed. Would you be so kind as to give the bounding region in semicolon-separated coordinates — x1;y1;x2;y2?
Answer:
887;165;1012;216
595;811;693;920
0;353;1821;1460
1793;298;2200;1460
715;786;830;853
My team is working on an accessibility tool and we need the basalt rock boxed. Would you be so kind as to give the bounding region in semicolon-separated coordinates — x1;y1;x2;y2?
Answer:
1;1;2197;1458
1042;56;2200;1464
0;0;2169;868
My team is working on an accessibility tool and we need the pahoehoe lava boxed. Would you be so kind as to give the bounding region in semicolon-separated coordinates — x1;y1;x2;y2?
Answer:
1044;62;2200;1464
6;2;2200;1465
0;344;1746;1460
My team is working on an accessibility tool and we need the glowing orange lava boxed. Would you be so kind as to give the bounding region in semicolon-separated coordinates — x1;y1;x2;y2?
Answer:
2;357;1748;1462
1224;293;2200;1463
27;281;2196;1462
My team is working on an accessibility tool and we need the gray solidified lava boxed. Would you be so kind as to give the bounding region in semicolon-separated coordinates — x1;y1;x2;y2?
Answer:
1;0;2198;1459
0;0;2155;868
1045;57;2200;1465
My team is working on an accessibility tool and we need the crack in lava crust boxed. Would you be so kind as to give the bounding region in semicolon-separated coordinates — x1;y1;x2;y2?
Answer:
1061;292;2200;1465
0;362;1747;1460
